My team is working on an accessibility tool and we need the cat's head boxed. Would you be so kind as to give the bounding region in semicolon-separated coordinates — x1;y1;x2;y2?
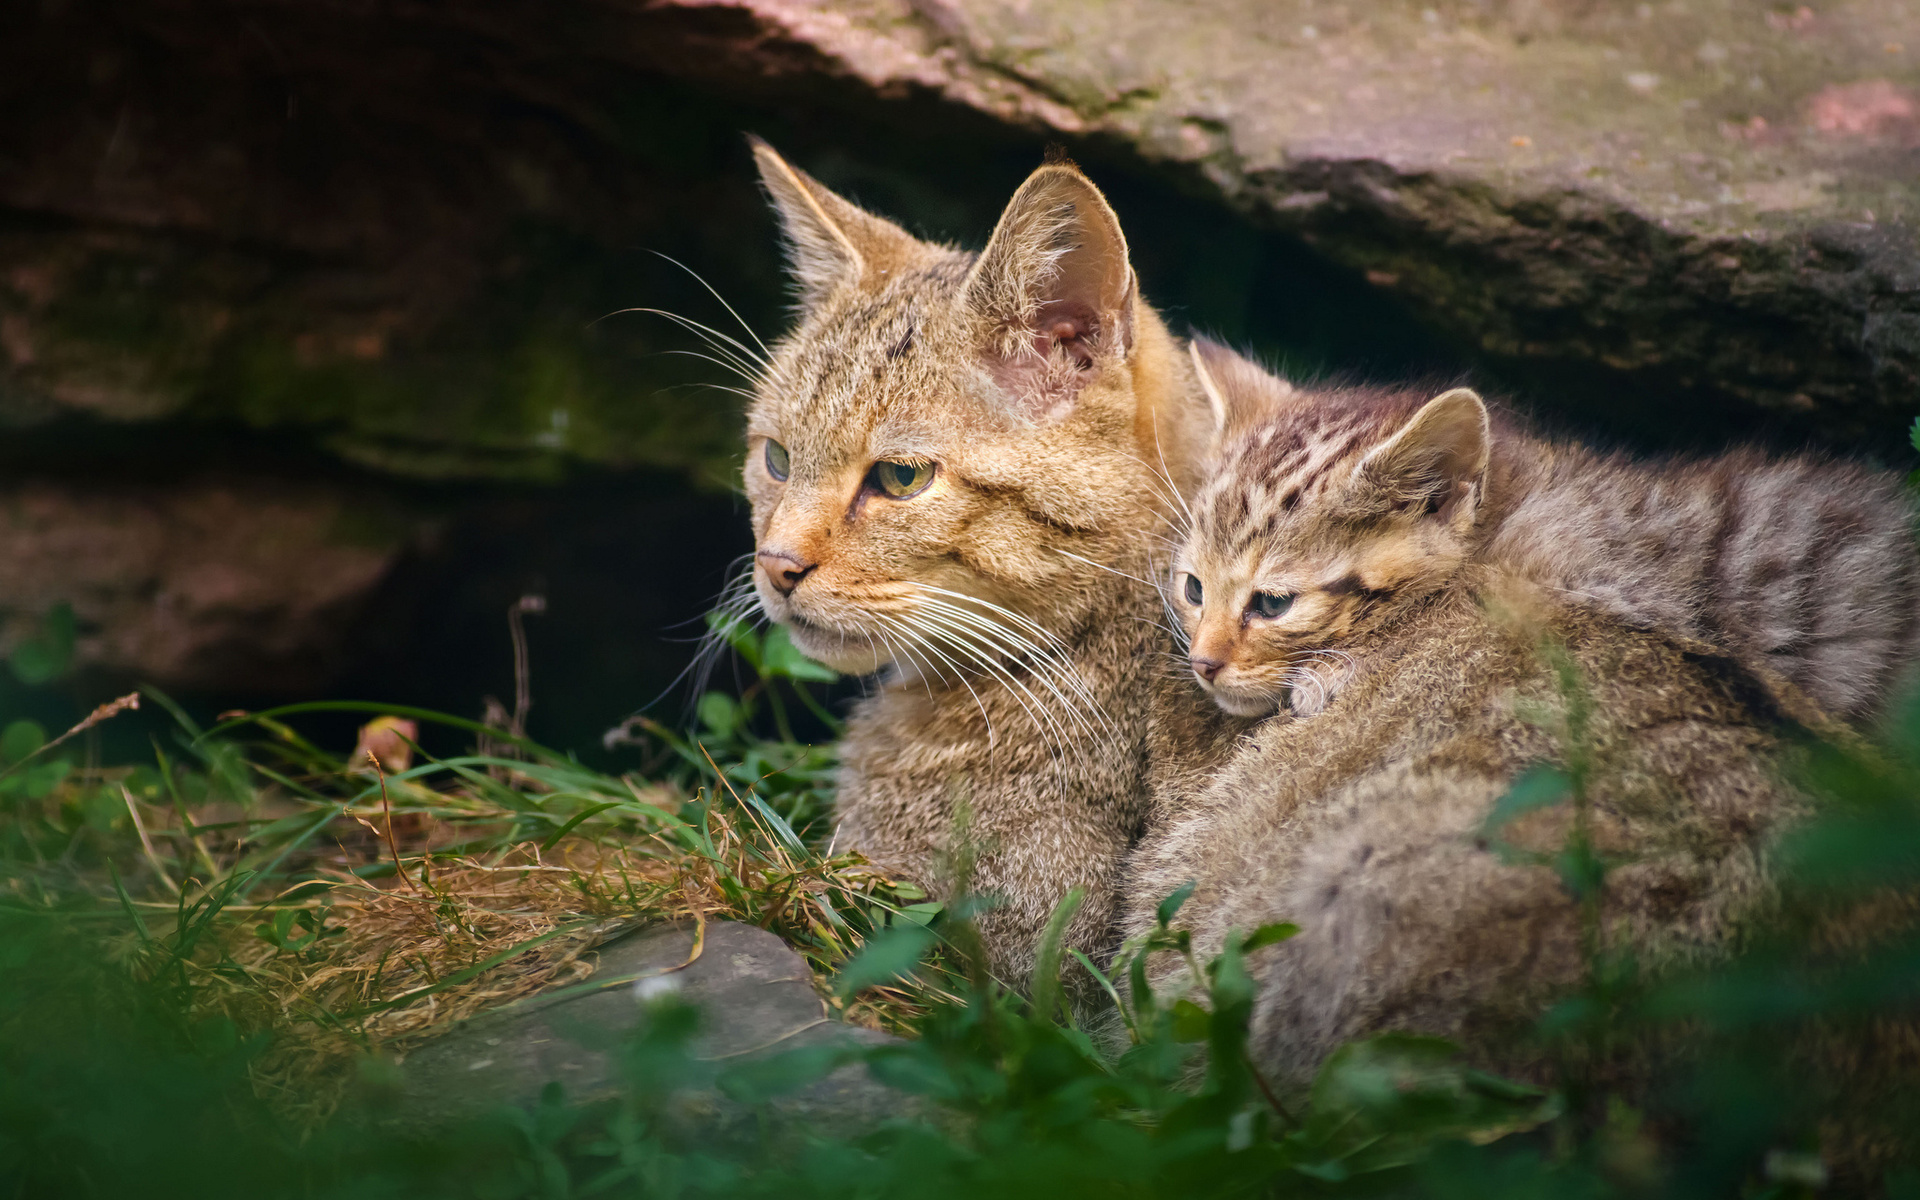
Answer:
741;141;1199;675
1171;339;1491;717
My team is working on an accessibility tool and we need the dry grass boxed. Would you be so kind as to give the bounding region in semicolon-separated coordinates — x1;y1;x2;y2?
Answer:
164;780;931;1125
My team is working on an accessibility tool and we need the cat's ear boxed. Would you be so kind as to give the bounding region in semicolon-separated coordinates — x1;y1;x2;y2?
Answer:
1190;337;1296;440
1356;387;1490;524
965;160;1135;418
750;137;925;310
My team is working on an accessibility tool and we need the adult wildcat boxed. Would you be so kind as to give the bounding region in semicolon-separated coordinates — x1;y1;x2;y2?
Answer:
739;141;1210;985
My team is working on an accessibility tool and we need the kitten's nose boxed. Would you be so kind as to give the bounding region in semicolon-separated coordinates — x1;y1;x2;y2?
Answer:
1191;655;1225;682
757;548;817;597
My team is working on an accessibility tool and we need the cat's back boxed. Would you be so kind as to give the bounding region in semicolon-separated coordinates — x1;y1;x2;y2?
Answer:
1125;582;1801;1082
1487;438;1920;722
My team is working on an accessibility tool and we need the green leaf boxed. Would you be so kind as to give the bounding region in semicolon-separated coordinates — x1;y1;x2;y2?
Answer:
32;761;75;803
833;923;938;998
1157;880;1198;928
1170;998;1212;1042
1241;923;1300;954
893;902;944;928
704;610;763;670
0;719;45;766
1031;885;1087;1027
1481;765;1571;839
718;1041;863;1104
760;624;838;682
10;602;76;685
696;691;741;738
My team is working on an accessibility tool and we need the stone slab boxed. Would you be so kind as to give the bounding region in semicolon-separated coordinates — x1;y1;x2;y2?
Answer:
394;920;904;1133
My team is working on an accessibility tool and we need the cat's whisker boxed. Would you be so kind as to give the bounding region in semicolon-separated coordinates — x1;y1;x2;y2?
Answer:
602;305;770;376
660;380;760;402
911;596;1115;741
910;593;1115;729
1051;548;1158;589
911;630;1072;761
905;603;1090;751
872;612;992;728
915;585;1075;655
1121;434;1198;531
611;307;769;382
873;612;1012;751
660;348;762;386
907;600;1097;751
644;250;774;363
869;616;959;720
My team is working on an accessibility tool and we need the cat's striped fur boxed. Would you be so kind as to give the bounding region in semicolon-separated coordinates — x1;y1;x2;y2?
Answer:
740;142;1210;988
1127;341;1825;1087
1173;339;1920;725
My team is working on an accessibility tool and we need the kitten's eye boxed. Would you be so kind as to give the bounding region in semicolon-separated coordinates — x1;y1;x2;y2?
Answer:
764;439;791;481
1184;574;1203;606
1249;591;1294;619
871;459;935;498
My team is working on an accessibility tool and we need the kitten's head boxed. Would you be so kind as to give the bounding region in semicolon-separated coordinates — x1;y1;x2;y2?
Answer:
742;140;1198;675
1171;340;1491;717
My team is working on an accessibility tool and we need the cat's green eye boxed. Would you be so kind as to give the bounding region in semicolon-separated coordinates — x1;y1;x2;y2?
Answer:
871;459;935;498
764;439;791;481
1250;591;1294;619
1184;574;1203;606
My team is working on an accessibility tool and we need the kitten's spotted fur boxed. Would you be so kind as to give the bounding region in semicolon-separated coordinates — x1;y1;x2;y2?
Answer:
740;142;1210;986
1174;339;1920;725
1127;345;1827;1084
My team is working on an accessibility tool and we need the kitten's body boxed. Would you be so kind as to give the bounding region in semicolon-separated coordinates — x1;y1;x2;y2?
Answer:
1129;580;1798;1084
1490;441;1919;724
1133;350;1819;1082
740;143;1208;984
1177;346;1920;725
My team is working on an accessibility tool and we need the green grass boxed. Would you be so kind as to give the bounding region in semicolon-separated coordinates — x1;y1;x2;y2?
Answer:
3;617;1920;1198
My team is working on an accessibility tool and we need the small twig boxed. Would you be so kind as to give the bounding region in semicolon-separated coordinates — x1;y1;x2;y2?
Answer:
508;594;546;739
370;755;422;893
120;785;180;896
1246;1054;1300;1128
0;692;140;782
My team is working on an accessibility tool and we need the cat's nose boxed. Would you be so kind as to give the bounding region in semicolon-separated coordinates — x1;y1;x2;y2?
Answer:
757;548;817;597
1191;655;1225;682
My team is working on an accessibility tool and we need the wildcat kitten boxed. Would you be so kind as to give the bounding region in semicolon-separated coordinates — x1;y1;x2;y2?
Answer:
1124;348;1811;1084
739;141;1210;986
1174;339;1920;725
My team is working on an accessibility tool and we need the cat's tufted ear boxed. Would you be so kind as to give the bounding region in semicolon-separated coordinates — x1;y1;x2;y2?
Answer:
965;160;1135;419
750;136;927;311
1356;387;1491;525
1190;337;1297;442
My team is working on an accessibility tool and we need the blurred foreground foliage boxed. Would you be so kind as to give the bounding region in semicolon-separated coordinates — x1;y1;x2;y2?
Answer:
2;617;1920;1198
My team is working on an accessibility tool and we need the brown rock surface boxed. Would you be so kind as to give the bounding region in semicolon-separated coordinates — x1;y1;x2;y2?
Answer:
0;478;413;691
5;0;1917;706
653;0;1920;427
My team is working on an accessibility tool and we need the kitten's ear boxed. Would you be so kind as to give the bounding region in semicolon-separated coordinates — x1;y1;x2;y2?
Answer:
1190;337;1296;440
965;161;1135;418
1357;387;1490;523
750;137;925;310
